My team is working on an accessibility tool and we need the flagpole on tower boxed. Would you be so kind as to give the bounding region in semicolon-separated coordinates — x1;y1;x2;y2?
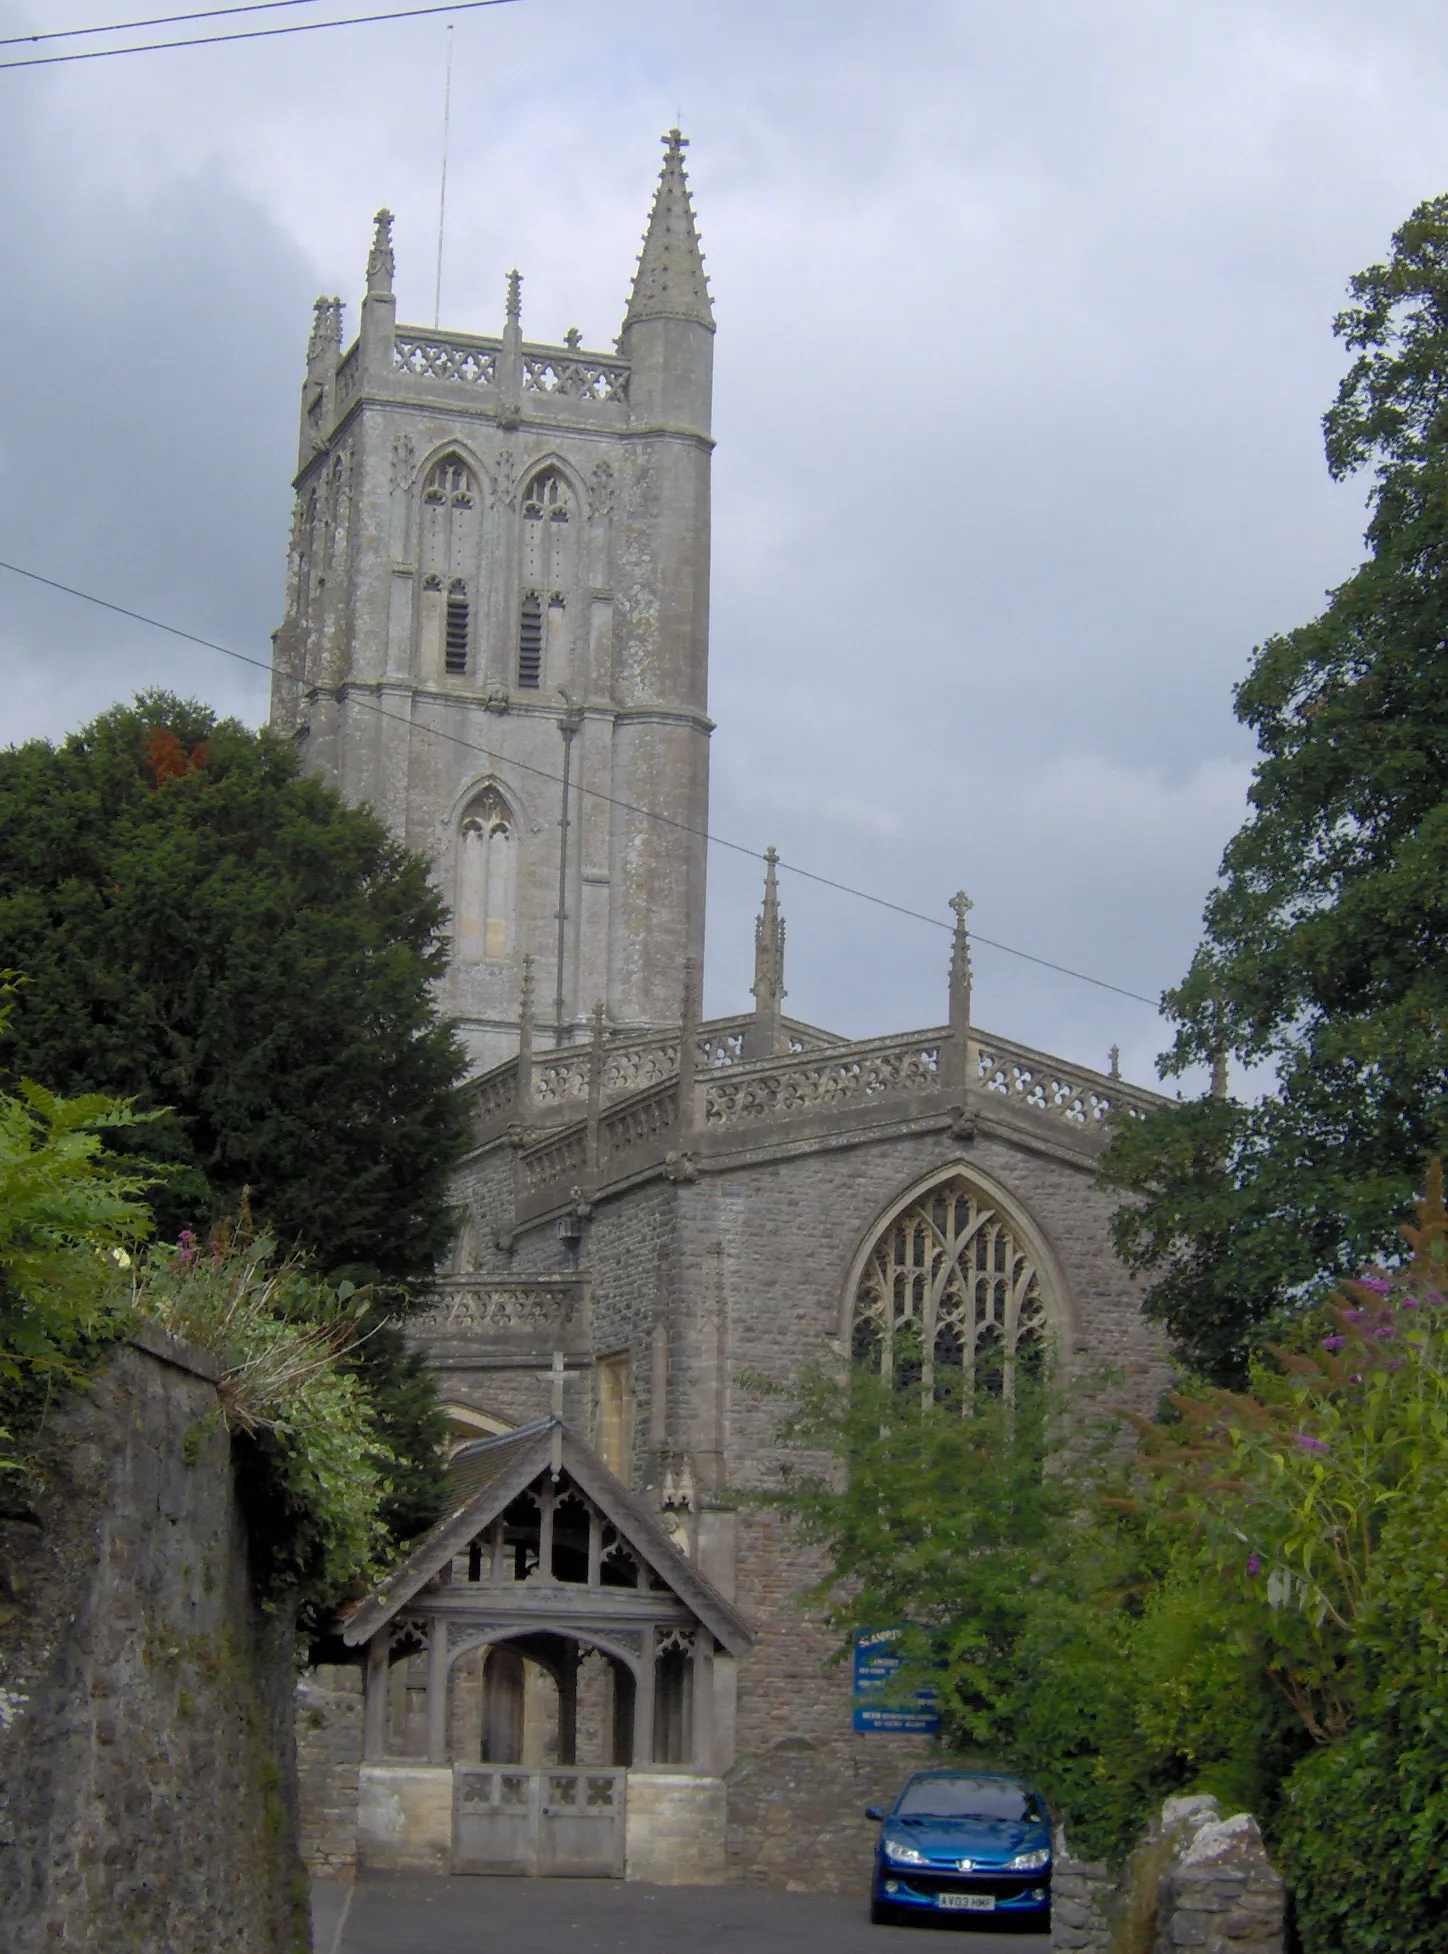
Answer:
433;22;454;329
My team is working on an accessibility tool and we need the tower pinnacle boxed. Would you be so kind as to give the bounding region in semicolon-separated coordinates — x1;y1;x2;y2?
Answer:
948;891;974;1034
625;128;714;330
744;847;787;1060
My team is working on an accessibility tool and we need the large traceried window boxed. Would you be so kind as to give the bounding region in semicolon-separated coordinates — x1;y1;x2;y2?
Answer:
456;788;515;962
849;1174;1051;1402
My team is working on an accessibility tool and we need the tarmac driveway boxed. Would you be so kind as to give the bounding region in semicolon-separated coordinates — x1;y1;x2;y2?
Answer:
312;1874;1054;1954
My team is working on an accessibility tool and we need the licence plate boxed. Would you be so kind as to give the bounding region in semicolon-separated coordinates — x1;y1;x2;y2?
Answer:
938;1894;994;1911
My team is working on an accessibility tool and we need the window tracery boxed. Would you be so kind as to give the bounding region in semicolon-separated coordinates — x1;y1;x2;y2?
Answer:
521;467;570;521
457;787;515;961
849;1174;1051;1402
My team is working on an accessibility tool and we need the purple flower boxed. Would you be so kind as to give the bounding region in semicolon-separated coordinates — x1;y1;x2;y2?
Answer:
1425;1292;1445;1307
1321;1335;1345;1352
1373;1324;1397;1340
1246;1553;1262;1576
1400;1296;1422;1310
1348;1373;1364;1385
1293;1434;1329;1453
1357;1278;1392;1294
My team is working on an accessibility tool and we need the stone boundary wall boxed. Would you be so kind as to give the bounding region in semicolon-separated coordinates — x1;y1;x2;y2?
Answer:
296;1662;365;1877
1050;1796;1287;1954
0;1331;307;1953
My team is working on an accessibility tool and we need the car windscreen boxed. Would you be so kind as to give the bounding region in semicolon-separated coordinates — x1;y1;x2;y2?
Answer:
896;1778;1042;1822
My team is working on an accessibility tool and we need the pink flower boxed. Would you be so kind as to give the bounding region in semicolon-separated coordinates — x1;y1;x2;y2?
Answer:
1293;1434;1329;1453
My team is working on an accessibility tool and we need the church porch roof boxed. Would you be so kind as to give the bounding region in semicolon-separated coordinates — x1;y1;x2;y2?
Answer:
339;1416;754;1657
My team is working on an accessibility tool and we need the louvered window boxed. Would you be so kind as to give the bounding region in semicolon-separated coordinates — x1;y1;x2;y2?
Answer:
445;586;469;675
517;592;543;688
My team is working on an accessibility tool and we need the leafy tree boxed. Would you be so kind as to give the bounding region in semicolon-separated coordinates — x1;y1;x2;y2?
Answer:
0;694;470;1284
1120;1168;1448;1953
1102;195;1448;1380
754;1352;1277;1861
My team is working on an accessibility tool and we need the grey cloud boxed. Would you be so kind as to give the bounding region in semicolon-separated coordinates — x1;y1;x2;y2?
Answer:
3;0;1444;1088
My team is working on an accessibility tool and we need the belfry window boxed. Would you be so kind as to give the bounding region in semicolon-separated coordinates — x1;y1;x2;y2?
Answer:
848;1174;1051;1405
445;582;470;675
517;593;543;689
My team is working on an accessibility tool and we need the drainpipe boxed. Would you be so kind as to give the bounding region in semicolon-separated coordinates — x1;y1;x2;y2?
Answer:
553;694;584;1043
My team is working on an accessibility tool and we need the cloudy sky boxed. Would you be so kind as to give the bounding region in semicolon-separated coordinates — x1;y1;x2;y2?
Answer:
1;0;1443;1085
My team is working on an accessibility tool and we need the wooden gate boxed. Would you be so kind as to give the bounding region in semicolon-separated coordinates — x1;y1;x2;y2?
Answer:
452;1766;627;1877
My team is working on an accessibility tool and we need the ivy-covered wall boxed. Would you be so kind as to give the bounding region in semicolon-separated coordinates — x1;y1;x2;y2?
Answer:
0;1327;307;1952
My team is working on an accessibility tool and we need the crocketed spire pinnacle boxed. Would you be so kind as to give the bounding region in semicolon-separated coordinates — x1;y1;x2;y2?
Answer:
625;129;714;330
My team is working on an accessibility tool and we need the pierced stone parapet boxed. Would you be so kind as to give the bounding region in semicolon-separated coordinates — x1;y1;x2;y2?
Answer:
703;1035;944;1126
408;1277;588;1363
598;1082;679;1171
392;331;499;386
973;1035;1147;1128
520;1124;588;1194
522;351;629;403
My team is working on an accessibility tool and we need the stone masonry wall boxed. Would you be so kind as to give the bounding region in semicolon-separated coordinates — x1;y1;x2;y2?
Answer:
0;1330;307;1953
295;1662;364;1878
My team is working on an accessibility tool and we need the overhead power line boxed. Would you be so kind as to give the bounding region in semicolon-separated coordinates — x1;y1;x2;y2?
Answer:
0;0;523;70
0;1;336;49
0;555;1163;1010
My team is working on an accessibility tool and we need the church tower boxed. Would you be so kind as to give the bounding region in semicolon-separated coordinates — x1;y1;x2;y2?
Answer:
270;133;715;1069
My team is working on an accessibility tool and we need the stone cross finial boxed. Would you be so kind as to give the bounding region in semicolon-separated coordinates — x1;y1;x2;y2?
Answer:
1108;1043;1121;1080
366;210;395;298
664;127;689;153
948;890;973;1034
506;268;522;325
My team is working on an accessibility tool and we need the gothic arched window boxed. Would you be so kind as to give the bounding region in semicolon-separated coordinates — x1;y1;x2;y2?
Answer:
419;453;481;683
456;788;515;962
848;1174;1051;1404
518;468;576;690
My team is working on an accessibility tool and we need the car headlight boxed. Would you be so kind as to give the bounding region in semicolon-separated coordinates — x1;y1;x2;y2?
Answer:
1006;1847;1051;1871
885;1842;930;1866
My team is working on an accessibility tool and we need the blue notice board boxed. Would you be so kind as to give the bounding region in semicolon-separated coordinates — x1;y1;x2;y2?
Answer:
852;1629;941;1734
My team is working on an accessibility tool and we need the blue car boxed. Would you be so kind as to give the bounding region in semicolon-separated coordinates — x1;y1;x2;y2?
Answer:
866;1770;1052;1930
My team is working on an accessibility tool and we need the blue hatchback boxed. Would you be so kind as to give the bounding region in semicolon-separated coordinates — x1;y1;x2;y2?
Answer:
866;1770;1052;1930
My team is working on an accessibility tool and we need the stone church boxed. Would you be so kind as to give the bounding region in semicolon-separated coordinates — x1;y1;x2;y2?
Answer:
275;132;1170;1891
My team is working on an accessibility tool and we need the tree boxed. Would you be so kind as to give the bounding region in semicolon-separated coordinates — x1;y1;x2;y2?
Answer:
0;695;470;1284
1102;195;1448;1381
